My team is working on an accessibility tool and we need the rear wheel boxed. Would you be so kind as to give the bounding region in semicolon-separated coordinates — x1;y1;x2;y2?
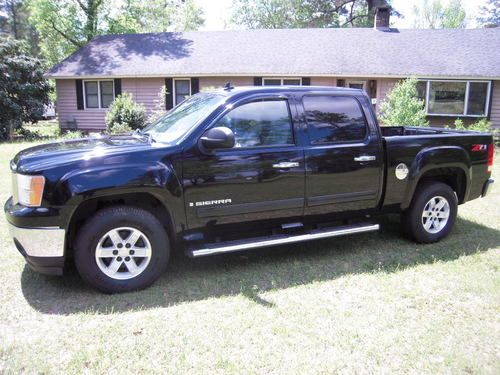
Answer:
401;181;458;243
74;206;170;293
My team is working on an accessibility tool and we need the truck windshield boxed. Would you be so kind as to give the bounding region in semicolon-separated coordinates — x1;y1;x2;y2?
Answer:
143;92;226;144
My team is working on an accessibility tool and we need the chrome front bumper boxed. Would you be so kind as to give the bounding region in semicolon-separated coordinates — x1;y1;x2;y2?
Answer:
8;223;65;257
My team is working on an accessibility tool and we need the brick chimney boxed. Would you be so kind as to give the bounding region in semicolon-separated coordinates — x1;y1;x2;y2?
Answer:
374;5;391;30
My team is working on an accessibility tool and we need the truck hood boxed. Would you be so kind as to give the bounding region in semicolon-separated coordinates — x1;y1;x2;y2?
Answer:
11;135;163;174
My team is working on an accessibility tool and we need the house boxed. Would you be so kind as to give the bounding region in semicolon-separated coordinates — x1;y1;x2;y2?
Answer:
46;8;500;131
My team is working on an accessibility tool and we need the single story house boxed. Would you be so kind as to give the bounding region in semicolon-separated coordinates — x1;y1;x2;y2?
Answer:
46;9;500;131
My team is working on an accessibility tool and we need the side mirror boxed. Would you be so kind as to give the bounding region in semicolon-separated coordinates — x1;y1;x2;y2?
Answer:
200;127;235;150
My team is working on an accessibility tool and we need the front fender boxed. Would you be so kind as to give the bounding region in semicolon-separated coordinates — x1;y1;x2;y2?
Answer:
401;146;471;209
55;161;184;231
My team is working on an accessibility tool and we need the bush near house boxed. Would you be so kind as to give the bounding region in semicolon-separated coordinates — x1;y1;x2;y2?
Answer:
105;93;146;134
379;77;429;127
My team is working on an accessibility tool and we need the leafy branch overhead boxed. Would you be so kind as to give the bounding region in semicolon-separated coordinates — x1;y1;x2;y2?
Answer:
24;0;204;66
231;0;399;29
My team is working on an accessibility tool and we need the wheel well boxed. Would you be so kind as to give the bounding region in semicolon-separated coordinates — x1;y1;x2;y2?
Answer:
418;167;467;203
66;193;174;258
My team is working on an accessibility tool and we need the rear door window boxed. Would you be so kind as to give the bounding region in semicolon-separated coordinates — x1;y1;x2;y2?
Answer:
303;96;368;144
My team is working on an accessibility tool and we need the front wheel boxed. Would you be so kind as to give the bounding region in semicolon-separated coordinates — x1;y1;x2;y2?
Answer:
401;182;458;243
74;206;170;293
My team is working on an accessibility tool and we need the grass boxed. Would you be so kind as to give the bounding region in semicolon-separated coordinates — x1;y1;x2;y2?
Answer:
0;141;499;374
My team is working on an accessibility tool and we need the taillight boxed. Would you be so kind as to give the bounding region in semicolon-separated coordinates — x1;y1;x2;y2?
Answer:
487;143;494;173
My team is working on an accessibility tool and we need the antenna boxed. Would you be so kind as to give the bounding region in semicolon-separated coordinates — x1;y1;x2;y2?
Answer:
223;82;234;91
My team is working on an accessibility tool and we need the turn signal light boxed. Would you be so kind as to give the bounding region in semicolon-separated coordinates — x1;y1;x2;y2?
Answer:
17;174;45;207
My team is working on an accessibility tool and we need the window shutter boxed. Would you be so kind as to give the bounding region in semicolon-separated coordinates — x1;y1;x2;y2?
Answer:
337;79;346;87
254;77;263;86
76;79;84;110
165;78;173;110
114;79;122;97
301;77;311;86
191;78;199;94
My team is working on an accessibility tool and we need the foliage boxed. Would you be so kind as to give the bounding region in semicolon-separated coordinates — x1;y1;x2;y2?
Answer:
106;122;133;135
231;0;397;29
413;0;466;29
378;78;429;127
148;86;167;124
60;129;84;139
28;0;204;65
477;0;499;27
105;93;146;134
0;0;39;55
0;36;51;140
453;118;492;132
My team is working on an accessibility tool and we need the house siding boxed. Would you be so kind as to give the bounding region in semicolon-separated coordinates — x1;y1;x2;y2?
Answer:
57;79;107;130
199;76;253;89
489;80;500;130
56;77;500;131
122;78;165;114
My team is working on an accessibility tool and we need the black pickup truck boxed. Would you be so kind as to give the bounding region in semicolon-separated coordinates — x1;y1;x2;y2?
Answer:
5;86;494;293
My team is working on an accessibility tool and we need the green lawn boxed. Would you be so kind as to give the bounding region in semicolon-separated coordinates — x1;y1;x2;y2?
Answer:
0;142;499;374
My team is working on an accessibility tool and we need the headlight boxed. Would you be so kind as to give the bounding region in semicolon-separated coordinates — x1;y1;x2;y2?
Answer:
15;174;45;207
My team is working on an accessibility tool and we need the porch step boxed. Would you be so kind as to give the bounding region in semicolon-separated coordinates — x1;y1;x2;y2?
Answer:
186;222;379;258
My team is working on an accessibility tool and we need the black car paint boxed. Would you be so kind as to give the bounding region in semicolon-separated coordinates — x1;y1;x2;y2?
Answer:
5;86;494;273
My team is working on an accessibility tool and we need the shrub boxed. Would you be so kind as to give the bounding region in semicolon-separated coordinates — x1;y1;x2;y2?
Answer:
379;78;429;127
60;130;84;139
453;118;492;132
148;86;167;124
105;93;146;134
107;122;133;135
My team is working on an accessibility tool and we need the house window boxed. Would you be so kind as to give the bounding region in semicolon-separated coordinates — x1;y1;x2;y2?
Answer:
263;78;302;86
84;80;114;109
174;79;191;105
417;80;491;117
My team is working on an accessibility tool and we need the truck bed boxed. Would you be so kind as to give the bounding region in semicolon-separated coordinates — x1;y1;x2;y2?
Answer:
380;126;493;211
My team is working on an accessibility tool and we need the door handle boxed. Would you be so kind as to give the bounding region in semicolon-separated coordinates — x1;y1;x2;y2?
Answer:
354;155;376;162
273;161;299;169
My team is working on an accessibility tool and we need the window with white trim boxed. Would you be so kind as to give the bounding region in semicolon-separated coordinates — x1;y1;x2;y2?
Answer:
174;79;191;105
263;78;302;86
84;80;114;109
416;80;491;117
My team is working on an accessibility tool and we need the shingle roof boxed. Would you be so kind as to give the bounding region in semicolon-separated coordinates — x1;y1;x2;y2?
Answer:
46;28;500;79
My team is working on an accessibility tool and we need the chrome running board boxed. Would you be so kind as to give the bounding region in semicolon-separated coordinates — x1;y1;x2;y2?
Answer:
187;223;379;258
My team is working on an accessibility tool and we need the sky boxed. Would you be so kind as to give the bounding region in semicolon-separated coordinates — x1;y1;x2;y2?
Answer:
195;0;489;31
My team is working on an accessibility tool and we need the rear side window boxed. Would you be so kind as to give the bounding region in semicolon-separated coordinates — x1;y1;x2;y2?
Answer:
303;96;368;144
215;99;294;148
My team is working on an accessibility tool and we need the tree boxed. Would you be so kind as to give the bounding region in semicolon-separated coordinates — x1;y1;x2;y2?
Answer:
0;0;39;55
378;78;429;127
28;0;204;66
477;0;499;27
412;0;466;29
231;0;396;29
0;36;51;140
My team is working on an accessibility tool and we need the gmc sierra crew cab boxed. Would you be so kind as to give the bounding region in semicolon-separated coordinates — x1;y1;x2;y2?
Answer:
5;86;495;293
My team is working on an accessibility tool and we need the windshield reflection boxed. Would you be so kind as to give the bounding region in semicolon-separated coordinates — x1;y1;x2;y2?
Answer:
144;92;226;144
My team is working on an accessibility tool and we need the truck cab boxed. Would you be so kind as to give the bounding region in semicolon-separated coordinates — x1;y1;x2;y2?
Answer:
5;86;494;293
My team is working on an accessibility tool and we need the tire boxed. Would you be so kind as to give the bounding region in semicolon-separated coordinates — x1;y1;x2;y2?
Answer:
401;181;458;244
74;206;170;293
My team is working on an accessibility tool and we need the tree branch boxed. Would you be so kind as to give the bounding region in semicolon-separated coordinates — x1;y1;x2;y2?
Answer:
49;20;82;47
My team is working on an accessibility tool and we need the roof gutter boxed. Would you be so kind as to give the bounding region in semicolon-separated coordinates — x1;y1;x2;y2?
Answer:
45;73;500;80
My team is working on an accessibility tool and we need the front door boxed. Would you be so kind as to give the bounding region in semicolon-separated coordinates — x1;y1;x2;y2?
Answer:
299;94;383;217
182;96;305;230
